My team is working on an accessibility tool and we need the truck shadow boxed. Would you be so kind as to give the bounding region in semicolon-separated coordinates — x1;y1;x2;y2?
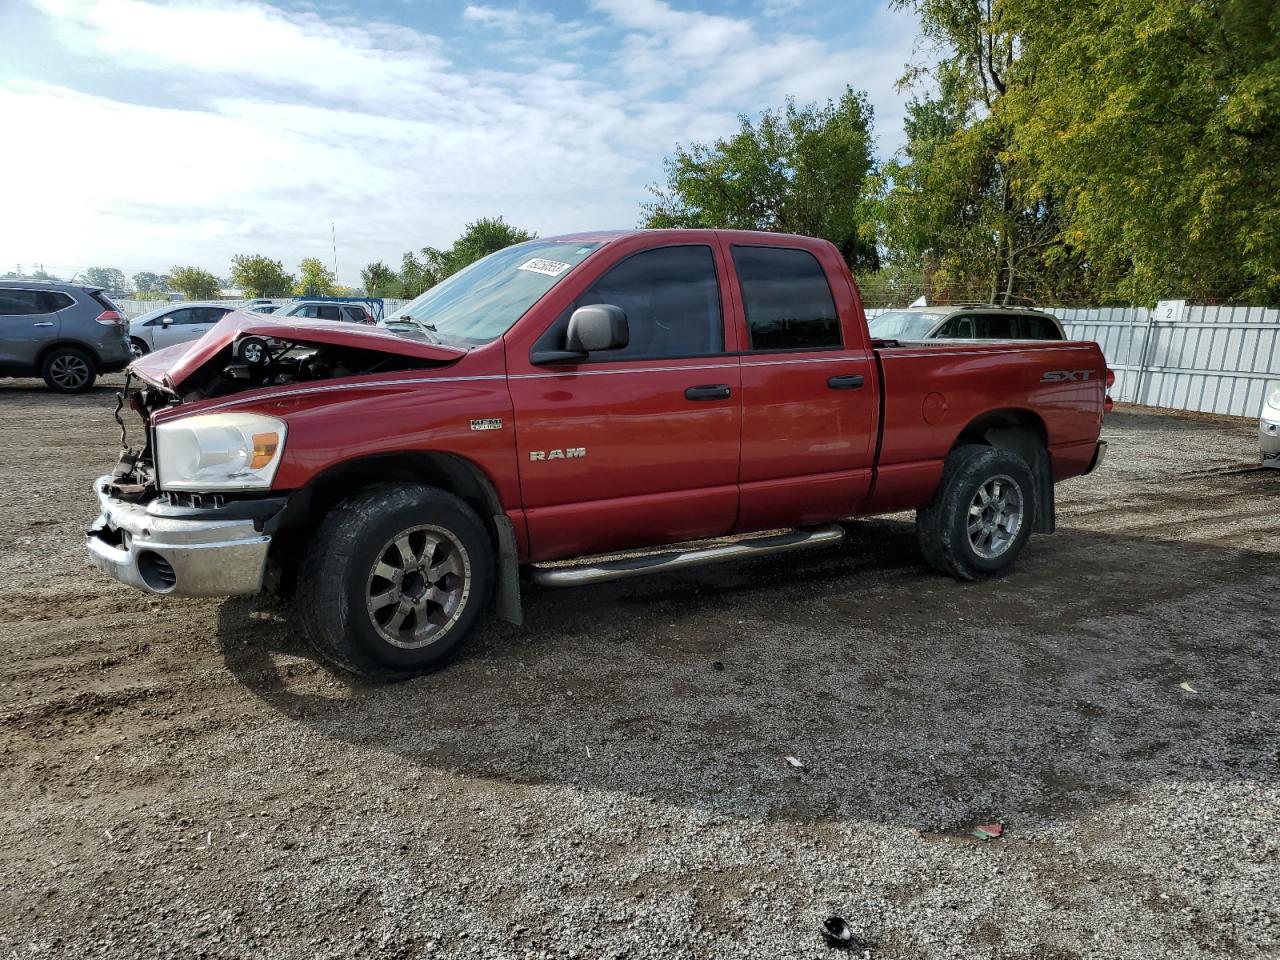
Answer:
215;514;1279;831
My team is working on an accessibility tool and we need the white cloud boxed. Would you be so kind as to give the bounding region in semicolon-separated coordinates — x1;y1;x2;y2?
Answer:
2;0;918;282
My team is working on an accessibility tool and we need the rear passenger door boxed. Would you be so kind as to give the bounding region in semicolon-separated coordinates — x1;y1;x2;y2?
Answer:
508;243;742;561
729;243;879;530
0;289;60;370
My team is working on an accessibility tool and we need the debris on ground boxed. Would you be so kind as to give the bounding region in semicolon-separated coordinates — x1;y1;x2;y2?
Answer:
822;916;873;952
785;756;805;769
712;661;725;671
1179;681;1198;693
972;822;1004;840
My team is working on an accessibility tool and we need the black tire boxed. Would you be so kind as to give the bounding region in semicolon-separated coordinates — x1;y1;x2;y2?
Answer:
41;346;96;393
296;483;493;680
129;338;149;359
916;443;1037;581
238;336;270;365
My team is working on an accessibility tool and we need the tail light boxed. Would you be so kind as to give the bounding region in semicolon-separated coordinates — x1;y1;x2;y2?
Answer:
1104;367;1114;415
94;310;125;325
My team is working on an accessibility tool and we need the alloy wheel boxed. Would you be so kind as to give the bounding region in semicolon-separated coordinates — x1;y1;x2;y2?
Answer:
365;524;471;649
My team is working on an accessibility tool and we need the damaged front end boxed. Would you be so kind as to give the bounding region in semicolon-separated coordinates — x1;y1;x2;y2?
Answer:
88;311;466;596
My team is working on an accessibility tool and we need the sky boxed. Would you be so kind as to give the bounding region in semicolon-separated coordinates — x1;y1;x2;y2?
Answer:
0;0;922;286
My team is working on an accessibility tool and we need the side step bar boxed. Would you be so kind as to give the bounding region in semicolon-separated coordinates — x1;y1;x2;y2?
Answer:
530;524;846;588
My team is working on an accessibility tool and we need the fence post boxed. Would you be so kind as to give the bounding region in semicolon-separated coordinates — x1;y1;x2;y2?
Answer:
1133;300;1185;407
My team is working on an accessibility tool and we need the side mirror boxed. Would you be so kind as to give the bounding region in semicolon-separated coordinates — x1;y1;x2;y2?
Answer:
566;304;628;353
161;316;174;326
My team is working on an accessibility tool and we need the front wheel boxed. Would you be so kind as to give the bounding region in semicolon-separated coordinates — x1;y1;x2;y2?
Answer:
296;483;493;680
916;444;1037;580
129;337;149;359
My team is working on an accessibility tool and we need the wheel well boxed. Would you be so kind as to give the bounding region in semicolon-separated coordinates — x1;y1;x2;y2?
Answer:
36;340;102;371
277;452;505;542
266;451;523;622
951;409;1054;533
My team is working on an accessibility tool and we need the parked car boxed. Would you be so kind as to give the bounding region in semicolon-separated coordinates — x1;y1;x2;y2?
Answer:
127;302;236;358
1261;383;1280;468
275;301;375;324
868;305;1065;341
87;229;1110;680
0;280;131;392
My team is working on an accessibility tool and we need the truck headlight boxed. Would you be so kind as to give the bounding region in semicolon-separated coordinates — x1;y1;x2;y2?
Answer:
154;413;287;491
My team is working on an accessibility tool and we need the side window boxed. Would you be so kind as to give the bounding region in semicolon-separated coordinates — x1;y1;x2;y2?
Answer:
167;308;199;326
731;246;841;352
937;315;976;339
41;292;74;312
317;306;342;321
976;313;1017;339
195;307;228;324
1020;315;1061;340
537;245;724;361
0;290;47;315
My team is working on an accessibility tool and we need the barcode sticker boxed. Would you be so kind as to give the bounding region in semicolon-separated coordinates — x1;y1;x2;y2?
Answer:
518;258;572;277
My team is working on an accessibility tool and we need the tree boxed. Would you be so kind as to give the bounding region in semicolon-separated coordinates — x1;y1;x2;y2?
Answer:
423;217;536;281
229;254;294;298
132;271;166;296
642;88;880;269
360;261;399;297
83;267;128;293
294;257;336;297
168;266;220;300
1003;0;1280;304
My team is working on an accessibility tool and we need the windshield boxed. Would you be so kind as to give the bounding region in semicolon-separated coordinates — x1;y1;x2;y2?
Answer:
867;310;946;339
383;240;601;345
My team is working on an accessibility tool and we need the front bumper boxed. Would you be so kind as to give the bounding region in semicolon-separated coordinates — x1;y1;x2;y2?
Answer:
1262;417;1280;468
86;477;273;596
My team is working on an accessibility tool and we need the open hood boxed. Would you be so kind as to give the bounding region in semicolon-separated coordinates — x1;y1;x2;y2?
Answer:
130;310;467;390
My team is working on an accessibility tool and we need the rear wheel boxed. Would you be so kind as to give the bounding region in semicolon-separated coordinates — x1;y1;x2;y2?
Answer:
297;483;493;680
41;347;96;393
129;338;149;359
916;444;1037;580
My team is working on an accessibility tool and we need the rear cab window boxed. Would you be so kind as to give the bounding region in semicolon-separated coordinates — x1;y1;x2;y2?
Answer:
730;246;842;352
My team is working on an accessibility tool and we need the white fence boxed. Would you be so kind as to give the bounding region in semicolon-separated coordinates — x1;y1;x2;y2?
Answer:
1055;305;1280;418
869;303;1280;418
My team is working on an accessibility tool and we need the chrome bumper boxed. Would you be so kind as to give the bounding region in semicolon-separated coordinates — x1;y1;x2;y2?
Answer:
86;477;271;596
1085;439;1108;474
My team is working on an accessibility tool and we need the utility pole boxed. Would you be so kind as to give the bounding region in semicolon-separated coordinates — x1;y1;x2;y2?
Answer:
331;222;338;284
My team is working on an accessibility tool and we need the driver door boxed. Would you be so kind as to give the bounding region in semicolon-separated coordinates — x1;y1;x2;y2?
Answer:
507;243;743;562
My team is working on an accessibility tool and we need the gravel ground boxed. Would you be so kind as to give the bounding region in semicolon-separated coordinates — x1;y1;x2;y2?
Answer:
1;377;1277;959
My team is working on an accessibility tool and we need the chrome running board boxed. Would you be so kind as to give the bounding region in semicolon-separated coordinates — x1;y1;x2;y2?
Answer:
530;524;846;588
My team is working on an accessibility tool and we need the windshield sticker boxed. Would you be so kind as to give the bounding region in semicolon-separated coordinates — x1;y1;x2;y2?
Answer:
518;258;572;277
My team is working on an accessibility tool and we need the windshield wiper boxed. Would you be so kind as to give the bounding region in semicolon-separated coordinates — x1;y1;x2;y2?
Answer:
388;314;440;344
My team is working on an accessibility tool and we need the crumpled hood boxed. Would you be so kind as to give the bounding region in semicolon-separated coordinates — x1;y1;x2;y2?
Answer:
129;309;466;389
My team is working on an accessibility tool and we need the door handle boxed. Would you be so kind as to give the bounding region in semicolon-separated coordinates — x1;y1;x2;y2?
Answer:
685;384;731;401
33;321;54;327
827;374;865;390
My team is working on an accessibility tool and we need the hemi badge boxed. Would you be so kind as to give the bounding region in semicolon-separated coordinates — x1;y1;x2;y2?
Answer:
471;418;503;431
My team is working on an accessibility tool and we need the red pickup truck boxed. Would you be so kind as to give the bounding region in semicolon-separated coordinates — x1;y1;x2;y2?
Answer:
87;230;1109;679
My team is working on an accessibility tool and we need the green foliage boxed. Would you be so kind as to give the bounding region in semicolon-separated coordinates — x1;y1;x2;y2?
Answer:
391;217;536;298
643;88;880;269
82;267;128;292
167;266;220;300
294;257;337;297
874;0;1280;305
1003;0;1280;304
229;254;294;298
132;272;167;296
360;261;400;297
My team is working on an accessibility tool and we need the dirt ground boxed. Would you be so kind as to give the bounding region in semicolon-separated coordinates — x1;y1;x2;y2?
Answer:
1;377;1276;959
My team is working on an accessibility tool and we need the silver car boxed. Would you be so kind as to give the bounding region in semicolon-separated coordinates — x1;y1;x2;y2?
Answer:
1261;384;1280;468
868;305;1065;341
0;280;133;392
127;302;236;358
